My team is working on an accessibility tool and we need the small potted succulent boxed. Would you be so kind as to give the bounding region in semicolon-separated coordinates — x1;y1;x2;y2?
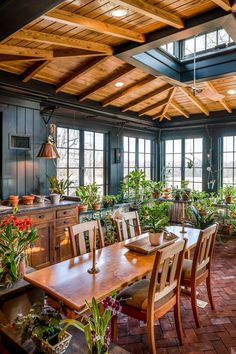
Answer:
12;299;71;354
102;195;118;208
46;175;73;198
139;202;171;246
61;294;122;354
222;185;236;204
75;185;90;212
0;214;38;287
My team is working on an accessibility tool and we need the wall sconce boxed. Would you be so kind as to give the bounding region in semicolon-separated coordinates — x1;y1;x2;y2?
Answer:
114;148;121;163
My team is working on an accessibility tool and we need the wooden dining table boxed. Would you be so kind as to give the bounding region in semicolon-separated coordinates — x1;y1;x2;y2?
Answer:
24;226;200;315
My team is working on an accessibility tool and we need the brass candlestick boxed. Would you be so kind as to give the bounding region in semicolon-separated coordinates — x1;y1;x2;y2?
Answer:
88;226;100;274
180;201;187;234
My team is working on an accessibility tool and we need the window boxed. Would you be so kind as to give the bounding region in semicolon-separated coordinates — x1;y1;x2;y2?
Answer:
160;42;174;56
164;139;182;188
57;127;107;196
123;136;153;179
164;138;203;190
222;136;236;186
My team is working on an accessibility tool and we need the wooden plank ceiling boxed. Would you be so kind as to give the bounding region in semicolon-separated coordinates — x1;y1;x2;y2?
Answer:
0;0;236;122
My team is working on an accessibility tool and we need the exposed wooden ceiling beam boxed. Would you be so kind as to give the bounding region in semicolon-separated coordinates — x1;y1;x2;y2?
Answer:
180;87;209;116
21;60;50;83
138;97;168;116
102;76;156;107
56;56;109;93
158;88;176;122
78;65;136;101
0;44;53;59
0;55;46;63
210;0;231;11
44;9;145;43
13;29;113;55
53;49;108;58
121;83;172;112
232;1;236;11
111;0;184;29
171;100;189;118
205;81;232;113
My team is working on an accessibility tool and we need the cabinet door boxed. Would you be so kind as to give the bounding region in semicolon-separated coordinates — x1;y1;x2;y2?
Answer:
55;229;72;263
28;222;53;269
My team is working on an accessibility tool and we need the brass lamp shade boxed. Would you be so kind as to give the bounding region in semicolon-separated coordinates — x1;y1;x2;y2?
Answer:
37;141;60;159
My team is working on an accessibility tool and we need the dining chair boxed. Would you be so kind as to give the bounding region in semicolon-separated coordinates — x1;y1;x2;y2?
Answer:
181;223;218;328
69;220;105;257
112;239;187;354
114;211;141;242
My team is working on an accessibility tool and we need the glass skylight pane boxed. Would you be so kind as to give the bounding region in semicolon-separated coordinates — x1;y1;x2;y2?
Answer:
184;38;194;55
218;29;229;44
206;31;217;49
167;42;174;55
196;34;205;52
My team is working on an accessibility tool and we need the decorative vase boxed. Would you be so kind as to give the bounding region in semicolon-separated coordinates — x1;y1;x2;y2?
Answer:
79;204;88;212
92;203;101;211
149;231;164;246
32;331;72;354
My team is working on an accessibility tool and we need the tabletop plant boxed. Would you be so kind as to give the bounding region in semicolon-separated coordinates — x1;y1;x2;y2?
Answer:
61;294;122;354
76;184;91;211
172;186;182;201
181;180;191;201
102;195;119;208
139;201;171;234
46;174;73;196
222;185;236;204
189;206;217;230
0;214;38;286
151;181;164;198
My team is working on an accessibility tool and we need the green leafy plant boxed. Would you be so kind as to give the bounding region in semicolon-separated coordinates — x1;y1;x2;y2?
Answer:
12;299;62;345
151;181;164;194
190;206;216;229
46;175;73;195
76;185;90;206
139;202;171;233
172;187;182;201
102;195;118;208
76;182;101;208
222;185;236;201
0;214;38;285
61;294;122;354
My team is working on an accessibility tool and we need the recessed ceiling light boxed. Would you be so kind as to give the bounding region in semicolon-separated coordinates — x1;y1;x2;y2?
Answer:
111;9;128;17
115;82;124;88
227;89;236;95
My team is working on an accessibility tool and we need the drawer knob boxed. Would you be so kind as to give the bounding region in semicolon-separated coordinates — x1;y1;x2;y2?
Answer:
63;211;67;215
39;215;45;219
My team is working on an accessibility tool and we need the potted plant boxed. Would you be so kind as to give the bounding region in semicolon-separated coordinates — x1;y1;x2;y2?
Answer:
172;187;182;201
12;299;71;354
181;180;191;201
0;214;38;287
162;186;172;199
151;181;164;199
222;185;236;204
75;185;90;212
86;182;101;210
102;195;118;208
190;206;216;230
46;175;73;197
121;169;147;209
61;294;122;354
139;202;170;246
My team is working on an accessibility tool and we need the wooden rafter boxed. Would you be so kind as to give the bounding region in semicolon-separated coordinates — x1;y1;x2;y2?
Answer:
13;29;113;55
232;1;236;11
205;81;232;113
210;0;231;11
112;0;184;29
53;49;107;58
121;83;172;112
78;66;136;101
102;76;156;107
171;100;189;118
138;97;168;116
180;87;209;116
44;9;145;43
56;56;109;93
0;44;53;59
158;88;176;122
21;60;50;83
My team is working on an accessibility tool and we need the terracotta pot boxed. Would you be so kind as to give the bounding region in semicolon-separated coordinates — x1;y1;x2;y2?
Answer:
79;204;88;212
220;224;233;235
22;195;35;205
149;231;164;246
152;191;161;199
225;196;232;204
8;195;19;207
92;203;101;211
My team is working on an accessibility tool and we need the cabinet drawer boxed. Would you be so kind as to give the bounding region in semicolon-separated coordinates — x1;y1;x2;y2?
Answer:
56;216;77;228
56;208;77;219
30;211;54;224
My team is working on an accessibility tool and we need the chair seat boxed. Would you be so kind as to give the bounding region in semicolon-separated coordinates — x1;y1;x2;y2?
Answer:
118;279;174;310
181;259;206;281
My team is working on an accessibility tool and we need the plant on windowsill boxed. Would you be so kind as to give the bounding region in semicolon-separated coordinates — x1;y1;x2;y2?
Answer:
139;201;171;246
102;195;119;209
46;175;73;198
181;180;191;201
121;168;149;209
150;181;164;199
11;298;71;354
76;185;91;212
0;213;38;287
171;186;182;201
60;294;122;354
222;185;236;204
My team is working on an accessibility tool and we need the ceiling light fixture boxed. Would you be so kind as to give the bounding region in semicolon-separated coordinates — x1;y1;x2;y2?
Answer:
227;89;236;95
111;9;128;17
114;82;124;88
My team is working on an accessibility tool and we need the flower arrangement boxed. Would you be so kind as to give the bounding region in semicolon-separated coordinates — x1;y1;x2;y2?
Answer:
61;294;122;354
0;214;38;285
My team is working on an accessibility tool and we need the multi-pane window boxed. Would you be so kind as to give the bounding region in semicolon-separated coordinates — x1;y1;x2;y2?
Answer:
57;127;80;196
123;136;153;179
164;138;203;190
164;140;182;188
185;138;203;191
57;127;106;196
222;136;236;186
84;131;105;195
160;42;174;56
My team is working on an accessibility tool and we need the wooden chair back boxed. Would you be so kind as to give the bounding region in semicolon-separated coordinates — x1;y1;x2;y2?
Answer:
191;223;218;278
69;220;105;257
148;239;187;307
114;211;141;242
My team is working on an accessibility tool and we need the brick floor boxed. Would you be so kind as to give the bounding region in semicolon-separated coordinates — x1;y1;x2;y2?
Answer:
117;240;236;354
